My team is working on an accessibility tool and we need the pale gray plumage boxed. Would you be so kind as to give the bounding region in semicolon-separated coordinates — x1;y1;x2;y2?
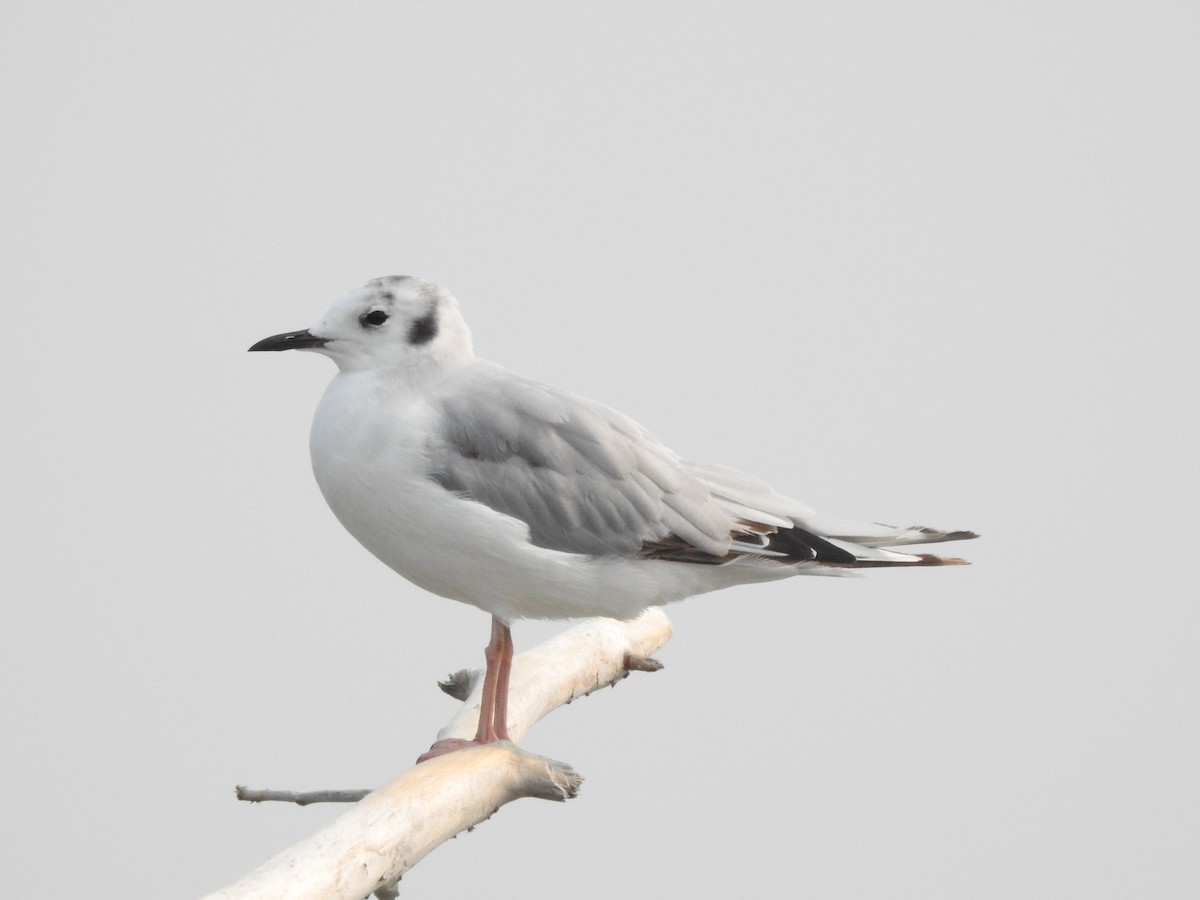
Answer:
426;361;734;559
420;361;930;569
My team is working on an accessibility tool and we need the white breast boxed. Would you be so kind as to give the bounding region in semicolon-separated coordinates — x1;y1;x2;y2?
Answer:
308;368;789;622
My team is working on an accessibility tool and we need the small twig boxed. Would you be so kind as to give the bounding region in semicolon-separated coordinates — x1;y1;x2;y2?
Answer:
437;668;477;701
441;653;662;702
623;653;664;673
235;786;370;806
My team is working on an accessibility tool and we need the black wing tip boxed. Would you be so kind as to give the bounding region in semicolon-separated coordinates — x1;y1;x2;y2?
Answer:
642;525;861;567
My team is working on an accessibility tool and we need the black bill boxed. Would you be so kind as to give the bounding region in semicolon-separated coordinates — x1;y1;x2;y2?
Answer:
248;329;328;352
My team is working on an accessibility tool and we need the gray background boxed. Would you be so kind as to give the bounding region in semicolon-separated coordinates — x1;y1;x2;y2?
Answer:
2;2;1197;897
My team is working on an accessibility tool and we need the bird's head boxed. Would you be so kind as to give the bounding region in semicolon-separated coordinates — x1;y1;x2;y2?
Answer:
249;276;474;373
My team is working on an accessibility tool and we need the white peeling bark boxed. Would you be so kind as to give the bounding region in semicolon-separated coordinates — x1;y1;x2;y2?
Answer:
203;609;672;900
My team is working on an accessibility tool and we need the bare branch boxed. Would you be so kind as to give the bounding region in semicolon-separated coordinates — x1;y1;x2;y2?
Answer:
434;609;672;744
235;787;370;806
205;610;671;899
208;745;582;899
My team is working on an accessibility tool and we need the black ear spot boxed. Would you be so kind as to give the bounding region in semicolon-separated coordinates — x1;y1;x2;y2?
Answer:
408;308;439;345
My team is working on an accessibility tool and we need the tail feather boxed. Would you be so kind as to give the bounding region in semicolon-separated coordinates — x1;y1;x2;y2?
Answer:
762;517;977;570
814;522;977;569
716;520;976;570
667;467;978;570
822;548;973;568
800;518;979;548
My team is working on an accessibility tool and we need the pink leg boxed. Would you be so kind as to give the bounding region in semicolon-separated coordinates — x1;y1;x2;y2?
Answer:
490;619;513;742
474;616;510;742
418;616;514;762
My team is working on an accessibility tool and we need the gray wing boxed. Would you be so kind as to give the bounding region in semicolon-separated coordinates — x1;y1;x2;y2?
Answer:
424;363;975;568
425;363;740;559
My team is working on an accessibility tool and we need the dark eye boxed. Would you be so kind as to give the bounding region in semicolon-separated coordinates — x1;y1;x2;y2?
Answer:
361;310;389;327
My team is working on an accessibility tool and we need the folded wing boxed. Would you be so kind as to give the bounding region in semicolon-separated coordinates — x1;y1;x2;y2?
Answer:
426;363;975;568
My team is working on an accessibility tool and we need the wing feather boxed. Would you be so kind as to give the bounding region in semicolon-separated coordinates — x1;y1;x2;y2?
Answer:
428;363;729;558
424;363;976;568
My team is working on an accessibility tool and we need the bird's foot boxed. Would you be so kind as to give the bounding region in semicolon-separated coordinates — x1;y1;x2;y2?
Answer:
416;738;475;763
417;737;511;763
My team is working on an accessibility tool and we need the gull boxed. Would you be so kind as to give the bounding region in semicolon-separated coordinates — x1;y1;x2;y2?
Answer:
250;276;976;759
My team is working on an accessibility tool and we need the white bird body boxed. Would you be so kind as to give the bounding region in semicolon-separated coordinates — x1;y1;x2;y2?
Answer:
310;358;796;623
252;275;975;753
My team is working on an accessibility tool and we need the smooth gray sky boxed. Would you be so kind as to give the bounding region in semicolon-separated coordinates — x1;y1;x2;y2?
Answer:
2;2;1197;897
